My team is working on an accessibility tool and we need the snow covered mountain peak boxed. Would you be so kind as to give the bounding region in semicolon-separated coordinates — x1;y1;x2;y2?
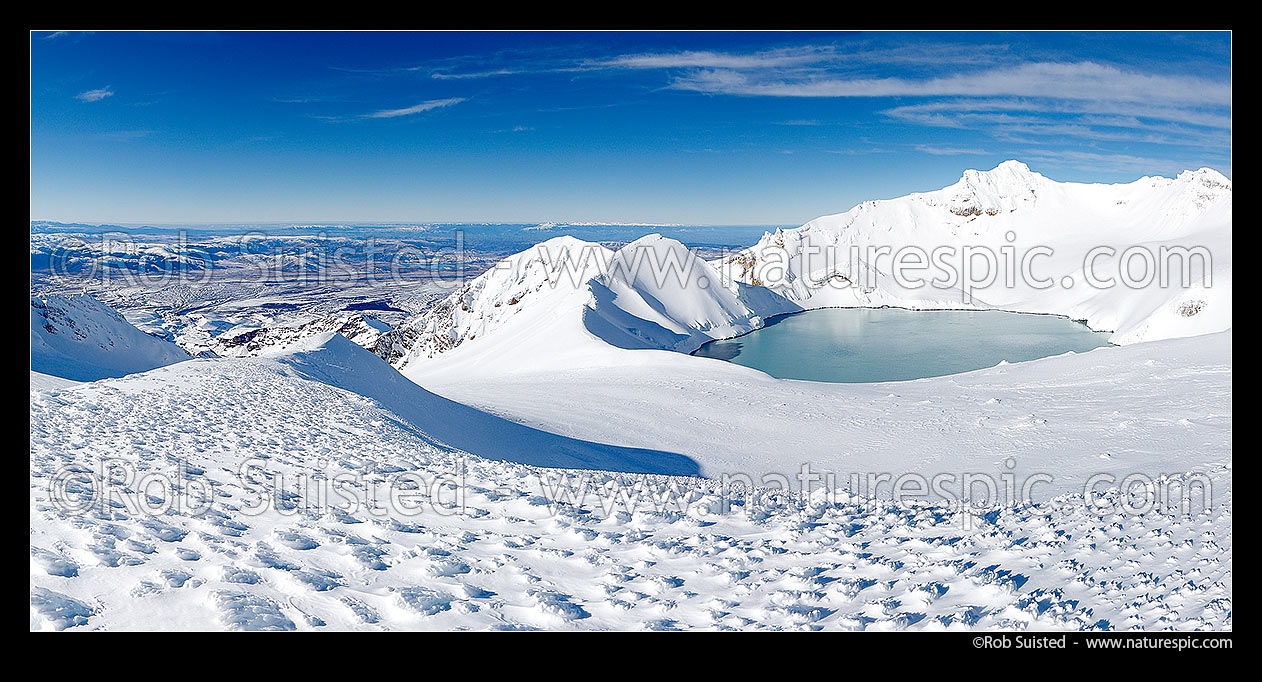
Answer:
594;233;703;290
940;160;1049;217
963;159;1044;184
379;236;615;368
1174;167;1232;204
990;158;1035;173
618;232;671;247
711;161;1231;345
584;234;799;353
1142;167;1233;214
382;232;801;375
1177;167;1231;187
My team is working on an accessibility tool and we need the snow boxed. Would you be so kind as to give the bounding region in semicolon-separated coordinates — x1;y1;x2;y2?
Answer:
713;161;1231;345
418;330;1232;500
30;371;81;392
273;332;699;474
385;162;1229;388
28;160;1232;631
384;234;797;377
31;294;190;381
588;234;798;353
29;333;1232;630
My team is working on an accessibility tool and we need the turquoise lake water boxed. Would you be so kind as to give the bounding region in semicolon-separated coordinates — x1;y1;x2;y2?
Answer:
692;308;1112;383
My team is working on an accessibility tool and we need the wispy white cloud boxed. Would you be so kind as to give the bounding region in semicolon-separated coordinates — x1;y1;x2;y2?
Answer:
650;57;1229;155
882;98;1229;150
595;49;830;71
75;86;113;102
590;44;1012;71
363;97;466;119
1016;148;1229;175
881;98;1232;131
326;42;1229;166
417;43;1010;81
430;68;524;80
42;30;92;41
668;61;1229;107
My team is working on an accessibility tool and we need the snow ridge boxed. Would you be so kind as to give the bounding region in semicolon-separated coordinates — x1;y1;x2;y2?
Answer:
713;161;1231;344
385;235;798;374
31;294;190;381
381;236;611;368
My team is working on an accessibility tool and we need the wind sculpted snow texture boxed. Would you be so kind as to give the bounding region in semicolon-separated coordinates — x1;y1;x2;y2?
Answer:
29;335;1232;630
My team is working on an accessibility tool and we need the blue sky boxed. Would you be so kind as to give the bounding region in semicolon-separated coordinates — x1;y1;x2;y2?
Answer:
30;31;1231;225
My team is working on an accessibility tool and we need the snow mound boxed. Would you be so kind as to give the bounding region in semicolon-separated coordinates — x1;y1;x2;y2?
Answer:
31;294;190;381
275;332;700;475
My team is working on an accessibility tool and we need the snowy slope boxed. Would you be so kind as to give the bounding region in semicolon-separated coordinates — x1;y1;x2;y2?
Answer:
586;234;800;353
714;161;1231;344
387;235;797;376
421;329;1232;500
273;333;698;475
30;371;81;391
30;332;1231;631
381;236;612;370
31;294;190;381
